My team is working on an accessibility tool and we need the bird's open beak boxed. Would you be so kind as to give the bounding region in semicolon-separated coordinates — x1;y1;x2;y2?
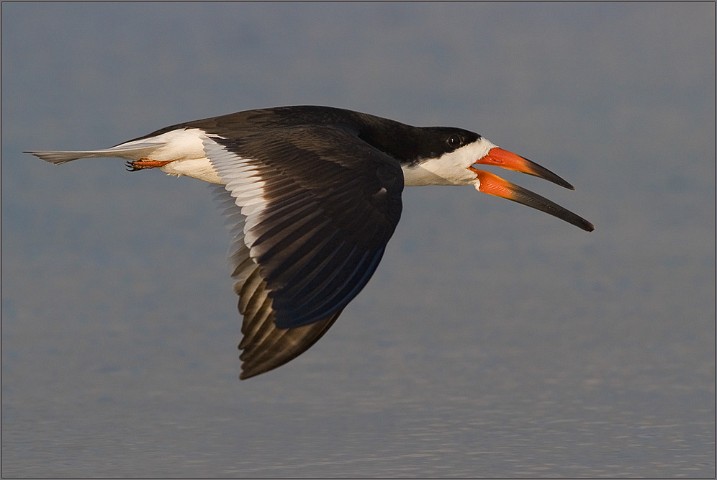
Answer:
469;147;594;232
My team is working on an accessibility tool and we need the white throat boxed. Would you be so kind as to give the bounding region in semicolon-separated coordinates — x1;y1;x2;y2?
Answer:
401;137;497;186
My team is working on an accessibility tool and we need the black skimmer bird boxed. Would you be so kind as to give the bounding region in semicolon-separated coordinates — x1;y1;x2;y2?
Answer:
28;105;594;379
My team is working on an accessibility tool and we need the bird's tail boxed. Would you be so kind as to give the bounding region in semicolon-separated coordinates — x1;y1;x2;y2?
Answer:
26;142;163;165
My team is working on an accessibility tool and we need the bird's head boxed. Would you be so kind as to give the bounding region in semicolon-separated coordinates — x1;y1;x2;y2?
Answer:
402;127;594;232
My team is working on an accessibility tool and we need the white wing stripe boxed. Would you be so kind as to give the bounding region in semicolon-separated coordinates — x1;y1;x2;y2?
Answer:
204;140;275;253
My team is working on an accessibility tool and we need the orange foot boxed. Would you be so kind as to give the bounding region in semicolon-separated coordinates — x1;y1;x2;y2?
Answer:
126;158;175;172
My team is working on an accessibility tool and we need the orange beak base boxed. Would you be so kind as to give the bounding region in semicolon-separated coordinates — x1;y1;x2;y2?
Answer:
474;147;575;190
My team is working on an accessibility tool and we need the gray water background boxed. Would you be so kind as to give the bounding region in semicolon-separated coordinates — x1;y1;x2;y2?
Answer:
2;3;714;477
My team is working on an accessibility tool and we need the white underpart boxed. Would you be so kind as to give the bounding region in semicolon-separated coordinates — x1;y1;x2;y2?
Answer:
125;128;224;184
401;137;497;187
118;128;208;161
30;127;224;185
160;156;223;184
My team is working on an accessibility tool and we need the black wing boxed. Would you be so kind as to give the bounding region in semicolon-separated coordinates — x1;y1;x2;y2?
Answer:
207;126;403;378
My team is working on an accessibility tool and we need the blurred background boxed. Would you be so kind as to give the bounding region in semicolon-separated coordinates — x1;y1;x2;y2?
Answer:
3;3;714;477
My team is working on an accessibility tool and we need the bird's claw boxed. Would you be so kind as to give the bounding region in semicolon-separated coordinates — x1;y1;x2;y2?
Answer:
126;161;141;172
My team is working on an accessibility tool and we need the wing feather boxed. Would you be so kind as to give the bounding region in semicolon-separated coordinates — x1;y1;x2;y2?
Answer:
207;125;403;377
213;186;344;379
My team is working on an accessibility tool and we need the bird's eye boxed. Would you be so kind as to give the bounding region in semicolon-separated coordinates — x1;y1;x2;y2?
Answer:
447;135;462;148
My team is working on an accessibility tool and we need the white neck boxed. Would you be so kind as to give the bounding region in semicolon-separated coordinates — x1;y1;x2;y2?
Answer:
401;137;497;186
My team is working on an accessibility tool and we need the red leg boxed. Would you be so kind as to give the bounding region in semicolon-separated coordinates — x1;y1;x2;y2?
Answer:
126;158;175;171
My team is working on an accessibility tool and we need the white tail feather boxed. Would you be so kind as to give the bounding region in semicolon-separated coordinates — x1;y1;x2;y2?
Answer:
26;142;163;165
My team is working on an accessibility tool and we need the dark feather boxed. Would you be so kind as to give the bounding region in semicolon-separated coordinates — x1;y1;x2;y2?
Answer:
207;121;404;377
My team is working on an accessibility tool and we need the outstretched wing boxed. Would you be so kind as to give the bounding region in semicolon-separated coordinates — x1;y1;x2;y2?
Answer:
207;126;403;378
